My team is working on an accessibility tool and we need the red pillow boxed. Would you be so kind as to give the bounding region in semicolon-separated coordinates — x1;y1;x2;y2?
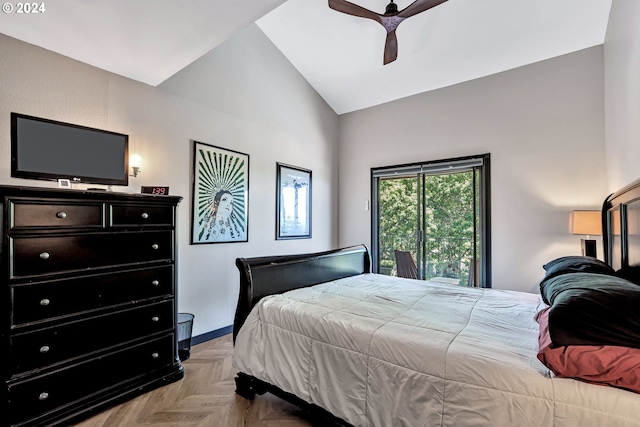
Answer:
535;307;640;393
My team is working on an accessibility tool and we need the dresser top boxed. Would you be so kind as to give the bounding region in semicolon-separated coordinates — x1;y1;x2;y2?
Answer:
0;184;183;204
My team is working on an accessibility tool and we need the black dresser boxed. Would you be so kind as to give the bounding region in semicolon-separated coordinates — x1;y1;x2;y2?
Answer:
0;185;184;427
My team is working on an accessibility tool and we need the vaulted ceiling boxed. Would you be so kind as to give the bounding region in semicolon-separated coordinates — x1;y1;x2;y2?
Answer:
0;0;612;114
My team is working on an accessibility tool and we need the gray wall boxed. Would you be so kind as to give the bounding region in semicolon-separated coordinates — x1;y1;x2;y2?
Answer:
337;47;607;293
2;4;637;335
604;0;640;191
0;25;339;337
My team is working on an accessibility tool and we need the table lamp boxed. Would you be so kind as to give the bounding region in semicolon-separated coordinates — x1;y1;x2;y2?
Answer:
570;210;602;258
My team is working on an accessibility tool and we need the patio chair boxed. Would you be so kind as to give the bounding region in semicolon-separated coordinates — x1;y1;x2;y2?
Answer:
394;250;418;279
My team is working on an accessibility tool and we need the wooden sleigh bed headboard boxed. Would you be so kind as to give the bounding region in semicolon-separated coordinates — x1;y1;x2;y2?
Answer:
233;244;371;342
602;177;640;271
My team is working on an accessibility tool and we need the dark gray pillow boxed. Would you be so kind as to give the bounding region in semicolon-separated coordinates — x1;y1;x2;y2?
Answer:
540;272;640;348
540;256;615;304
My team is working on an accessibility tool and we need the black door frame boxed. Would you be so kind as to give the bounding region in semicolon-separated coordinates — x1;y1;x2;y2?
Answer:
370;153;491;287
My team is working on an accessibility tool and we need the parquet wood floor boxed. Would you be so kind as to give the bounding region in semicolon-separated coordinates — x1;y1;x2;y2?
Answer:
70;334;322;427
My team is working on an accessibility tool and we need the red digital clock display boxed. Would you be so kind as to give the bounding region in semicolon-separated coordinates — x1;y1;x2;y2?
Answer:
141;186;169;195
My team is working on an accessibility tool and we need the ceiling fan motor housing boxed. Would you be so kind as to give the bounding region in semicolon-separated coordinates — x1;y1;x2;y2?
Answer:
385;1;398;14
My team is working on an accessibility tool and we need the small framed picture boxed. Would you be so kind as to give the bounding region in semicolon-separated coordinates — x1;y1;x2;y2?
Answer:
141;186;170;195
58;179;71;189
276;163;311;240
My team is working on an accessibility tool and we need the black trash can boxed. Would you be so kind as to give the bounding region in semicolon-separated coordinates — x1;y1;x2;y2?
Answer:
177;313;194;362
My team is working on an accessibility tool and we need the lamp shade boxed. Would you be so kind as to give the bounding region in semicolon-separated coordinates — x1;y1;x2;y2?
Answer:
570;210;602;236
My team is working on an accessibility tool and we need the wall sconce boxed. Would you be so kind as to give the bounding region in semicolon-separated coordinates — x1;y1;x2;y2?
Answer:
569;210;602;258
130;154;142;178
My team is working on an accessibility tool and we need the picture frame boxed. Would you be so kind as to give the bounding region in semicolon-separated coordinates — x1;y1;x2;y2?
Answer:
191;141;249;244
276;163;311;240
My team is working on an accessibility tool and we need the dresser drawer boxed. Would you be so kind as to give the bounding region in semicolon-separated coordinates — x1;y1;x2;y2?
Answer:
11;266;174;327
10;200;103;230
109;204;174;227
10;300;174;375
11;231;173;278
7;334;175;425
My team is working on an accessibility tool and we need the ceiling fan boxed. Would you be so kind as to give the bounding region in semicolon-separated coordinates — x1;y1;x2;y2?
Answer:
328;0;449;65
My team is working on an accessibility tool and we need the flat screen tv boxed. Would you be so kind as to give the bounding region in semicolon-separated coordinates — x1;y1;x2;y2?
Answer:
11;113;129;186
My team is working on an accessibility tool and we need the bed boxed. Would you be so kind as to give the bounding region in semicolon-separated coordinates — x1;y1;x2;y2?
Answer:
231;179;640;427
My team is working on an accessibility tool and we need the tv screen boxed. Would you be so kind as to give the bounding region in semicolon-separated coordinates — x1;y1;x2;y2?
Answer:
11;113;129;186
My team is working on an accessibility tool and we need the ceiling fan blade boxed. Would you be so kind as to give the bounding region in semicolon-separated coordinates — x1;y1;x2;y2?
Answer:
328;0;382;24
398;0;448;19
383;30;398;65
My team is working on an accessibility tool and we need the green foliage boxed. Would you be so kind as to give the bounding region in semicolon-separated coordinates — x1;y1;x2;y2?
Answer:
378;171;479;284
378;178;417;274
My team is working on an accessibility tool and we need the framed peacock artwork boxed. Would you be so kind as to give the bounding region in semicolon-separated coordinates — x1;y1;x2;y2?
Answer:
191;141;249;244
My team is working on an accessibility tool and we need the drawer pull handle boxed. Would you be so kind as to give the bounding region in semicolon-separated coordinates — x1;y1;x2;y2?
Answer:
151;316;159;322
39;392;49;401
141;212;149;219
40;298;50;306
151;280;160;286
39;252;50;260
40;345;50;354
56;211;67;219
151;352;159;359
151;244;159;250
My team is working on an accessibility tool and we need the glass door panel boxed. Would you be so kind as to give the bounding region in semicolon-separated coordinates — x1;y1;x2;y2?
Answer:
420;170;478;286
377;176;418;276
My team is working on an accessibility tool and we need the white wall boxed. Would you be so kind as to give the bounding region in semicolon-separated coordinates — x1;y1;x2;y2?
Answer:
604;0;640;191
0;25;339;338
338;47;607;293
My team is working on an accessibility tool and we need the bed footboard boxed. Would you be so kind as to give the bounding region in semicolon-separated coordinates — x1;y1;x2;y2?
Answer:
234;372;353;426
233;244;371;343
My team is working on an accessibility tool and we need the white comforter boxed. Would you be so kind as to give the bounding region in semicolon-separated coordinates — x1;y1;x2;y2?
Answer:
232;274;640;427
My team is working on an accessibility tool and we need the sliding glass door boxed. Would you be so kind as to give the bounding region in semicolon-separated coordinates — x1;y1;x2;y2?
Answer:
372;154;491;287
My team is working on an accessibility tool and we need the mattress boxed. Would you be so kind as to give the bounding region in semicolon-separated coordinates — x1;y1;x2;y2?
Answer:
232;273;640;427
